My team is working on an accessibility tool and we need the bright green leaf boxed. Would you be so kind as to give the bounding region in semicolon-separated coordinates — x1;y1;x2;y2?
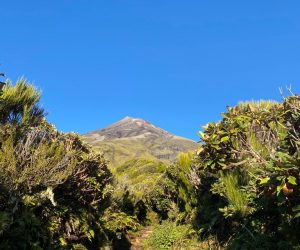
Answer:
198;131;205;139
221;136;229;142
260;177;270;185
288;176;297;185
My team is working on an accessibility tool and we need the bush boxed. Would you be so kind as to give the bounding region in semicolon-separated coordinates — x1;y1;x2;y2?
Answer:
147;152;198;222
145;221;194;250
0;79;113;249
192;97;300;248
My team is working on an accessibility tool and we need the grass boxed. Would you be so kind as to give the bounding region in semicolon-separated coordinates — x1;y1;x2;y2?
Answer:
220;171;250;217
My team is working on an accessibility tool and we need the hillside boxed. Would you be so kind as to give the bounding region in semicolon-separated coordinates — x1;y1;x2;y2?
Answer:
83;117;198;166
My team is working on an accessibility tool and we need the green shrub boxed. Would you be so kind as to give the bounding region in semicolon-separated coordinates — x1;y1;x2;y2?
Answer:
147;153;198;222
111;158;167;222
0;78;44;125
217;171;252;218
0;79;113;249
145;221;193;250
192;96;300;248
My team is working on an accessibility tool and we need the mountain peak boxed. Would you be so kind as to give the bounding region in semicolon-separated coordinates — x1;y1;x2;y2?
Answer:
119;116;144;123
118;116;152;126
86;117;171;141
120;116;135;121
83;117;198;165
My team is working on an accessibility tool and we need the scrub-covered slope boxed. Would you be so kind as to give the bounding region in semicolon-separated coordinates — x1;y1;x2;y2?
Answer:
83;117;197;166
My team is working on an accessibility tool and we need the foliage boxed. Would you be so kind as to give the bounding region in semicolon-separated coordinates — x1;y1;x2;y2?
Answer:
145;221;197;250
4;78;300;249
101;209;140;232
192;97;300;248
0;80;113;249
212;170;253;218
0;78;44;125
148;152;198;222
111;158;167;222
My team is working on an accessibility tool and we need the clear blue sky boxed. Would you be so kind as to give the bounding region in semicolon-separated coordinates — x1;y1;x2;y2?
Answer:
1;1;300;140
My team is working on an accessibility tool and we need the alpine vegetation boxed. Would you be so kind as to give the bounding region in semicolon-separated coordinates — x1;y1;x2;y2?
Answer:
1;78;300;249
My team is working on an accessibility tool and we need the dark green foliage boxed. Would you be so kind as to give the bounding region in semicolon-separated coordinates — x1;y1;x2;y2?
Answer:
192;98;300;248
0;80;113;249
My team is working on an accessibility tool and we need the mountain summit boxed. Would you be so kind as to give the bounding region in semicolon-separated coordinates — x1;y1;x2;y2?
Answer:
83;117;198;166
85;116;188;141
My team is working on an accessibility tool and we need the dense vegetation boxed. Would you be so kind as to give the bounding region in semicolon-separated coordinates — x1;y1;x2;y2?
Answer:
134;97;300;249
0;79;124;249
188;98;300;249
2;77;300;249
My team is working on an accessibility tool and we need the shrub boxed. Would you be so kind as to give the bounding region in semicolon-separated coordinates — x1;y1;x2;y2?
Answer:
145;221;193;250
192;96;300;248
0;80;113;249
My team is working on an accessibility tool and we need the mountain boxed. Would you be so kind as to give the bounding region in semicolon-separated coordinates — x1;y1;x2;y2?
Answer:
83;117;198;166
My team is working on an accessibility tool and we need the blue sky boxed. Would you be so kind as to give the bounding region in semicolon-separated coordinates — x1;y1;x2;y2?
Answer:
1;1;300;140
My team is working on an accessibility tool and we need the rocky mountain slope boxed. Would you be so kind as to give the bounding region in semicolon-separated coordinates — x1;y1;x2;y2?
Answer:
83;117;198;166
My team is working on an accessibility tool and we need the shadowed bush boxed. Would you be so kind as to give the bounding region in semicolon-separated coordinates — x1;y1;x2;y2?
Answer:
191;97;300;248
0;80;113;249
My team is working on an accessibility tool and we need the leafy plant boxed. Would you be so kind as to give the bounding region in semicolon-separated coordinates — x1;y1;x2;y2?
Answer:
192;96;300;248
0;79;113;249
145;221;194;250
